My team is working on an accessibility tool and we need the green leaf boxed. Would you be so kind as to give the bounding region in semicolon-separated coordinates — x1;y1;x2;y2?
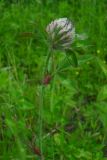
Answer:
78;54;94;65
97;85;107;101
96;58;107;77
0;70;9;89
66;49;78;67
96;102;107;128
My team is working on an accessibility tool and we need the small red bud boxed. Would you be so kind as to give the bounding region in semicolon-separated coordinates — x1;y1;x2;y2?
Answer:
33;146;41;156
43;75;52;85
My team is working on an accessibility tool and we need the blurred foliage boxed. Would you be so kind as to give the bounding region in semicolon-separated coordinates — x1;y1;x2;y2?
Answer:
0;0;107;159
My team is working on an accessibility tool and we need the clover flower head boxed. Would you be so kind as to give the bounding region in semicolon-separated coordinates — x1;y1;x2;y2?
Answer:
46;18;75;50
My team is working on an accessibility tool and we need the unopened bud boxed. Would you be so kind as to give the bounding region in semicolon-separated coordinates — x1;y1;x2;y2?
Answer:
43;75;52;85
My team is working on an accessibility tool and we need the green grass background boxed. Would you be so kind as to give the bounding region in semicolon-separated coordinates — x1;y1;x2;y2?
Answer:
0;0;107;159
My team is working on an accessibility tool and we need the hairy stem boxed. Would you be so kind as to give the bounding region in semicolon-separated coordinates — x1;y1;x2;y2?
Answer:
39;47;52;156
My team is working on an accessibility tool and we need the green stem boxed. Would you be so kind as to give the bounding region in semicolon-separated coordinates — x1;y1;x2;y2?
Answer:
44;48;52;76
39;47;52;156
50;54;56;113
50;53;56;160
